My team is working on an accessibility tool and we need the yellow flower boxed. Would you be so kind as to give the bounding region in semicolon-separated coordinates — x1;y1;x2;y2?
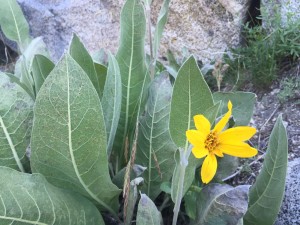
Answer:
186;101;258;184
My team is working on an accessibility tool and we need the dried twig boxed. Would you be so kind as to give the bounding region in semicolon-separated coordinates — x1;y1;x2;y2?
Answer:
222;153;266;182
258;104;280;149
123;120;139;222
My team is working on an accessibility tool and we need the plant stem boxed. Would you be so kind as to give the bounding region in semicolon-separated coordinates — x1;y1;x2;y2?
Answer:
172;162;187;225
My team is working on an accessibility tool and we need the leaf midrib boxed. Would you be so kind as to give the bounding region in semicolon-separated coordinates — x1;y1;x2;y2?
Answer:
8;1;23;51
147;86;159;196
247;124;284;214
122;0;137;150
0;116;25;172
0;215;48;225
65;58;115;215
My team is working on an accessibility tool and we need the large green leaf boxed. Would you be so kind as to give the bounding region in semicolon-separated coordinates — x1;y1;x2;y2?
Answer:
113;0;149;160
0;0;31;52
0;166;105;225
31;54;55;94
0;74;33;172
191;184;250;225
153;0;170;62
243;116;288;225
136;72;177;199
213;92;256;126
169;56;214;149
30;54;120;215
102;53;122;156
69;34;101;97
136;193;162;225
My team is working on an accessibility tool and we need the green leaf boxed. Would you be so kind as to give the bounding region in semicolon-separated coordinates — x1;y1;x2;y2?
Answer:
153;0;170;61
136;193;162;225
0;74;33;172
94;63;107;98
166;49;180;79
169;56;214;149
202;101;221;125
125;177;144;225
213;92;256;126
243;116;288;225
14;37;49;98
102;53;122;156
0;166;105;225
184;190;197;220
30;54;120;215
136;72;177;199
113;0;150;159
191;184;250;225
4;73;34;99
215;155;239;181
112;164;146;189
92;48;107;65
69;34;101;97
31;54;55;94
0;0;31;52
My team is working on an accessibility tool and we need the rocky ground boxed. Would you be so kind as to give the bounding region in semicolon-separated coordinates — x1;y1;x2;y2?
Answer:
227;62;300;225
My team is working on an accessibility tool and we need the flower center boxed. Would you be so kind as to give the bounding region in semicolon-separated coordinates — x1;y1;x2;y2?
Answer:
205;132;219;152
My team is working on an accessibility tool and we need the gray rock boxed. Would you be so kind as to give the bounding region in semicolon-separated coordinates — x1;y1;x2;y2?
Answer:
261;0;300;29
15;0;250;63
275;158;300;225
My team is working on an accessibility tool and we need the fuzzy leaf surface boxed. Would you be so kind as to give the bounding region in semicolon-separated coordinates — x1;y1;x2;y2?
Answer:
31;54;55;94
102;53;122;156
0;166;105;225
31;54;120;214
244;116;288;225
0;74;33;172
153;0;170;61
0;0;31;52
94;63;107;98
192;184;250;225
136;194;162;225
14;37;49;98
113;0;149;158
69;34;101;97
169;56;214;148
213;92;256;126
136;72;176;199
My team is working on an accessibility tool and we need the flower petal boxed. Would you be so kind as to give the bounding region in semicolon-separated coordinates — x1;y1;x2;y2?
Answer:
194;115;211;136
201;154;217;184
219;126;257;143
213;148;224;157
186;130;206;147
192;146;208;158
213;101;232;133
219;142;258;158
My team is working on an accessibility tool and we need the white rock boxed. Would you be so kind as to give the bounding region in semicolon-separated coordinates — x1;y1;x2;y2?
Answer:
16;0;250;63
